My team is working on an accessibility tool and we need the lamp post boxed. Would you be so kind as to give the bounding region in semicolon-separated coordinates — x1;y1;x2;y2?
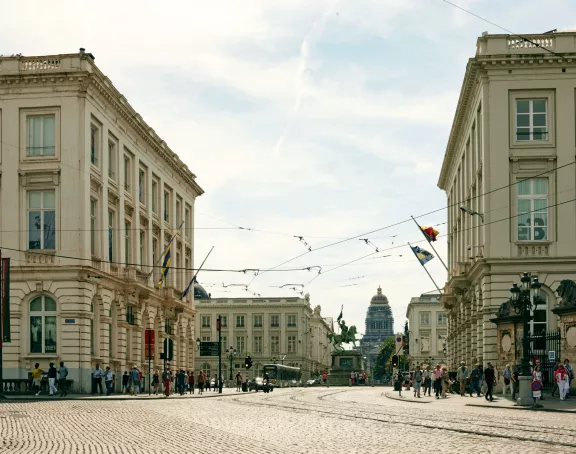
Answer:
509;272;542;406
195;338;201;351
227;346;236;381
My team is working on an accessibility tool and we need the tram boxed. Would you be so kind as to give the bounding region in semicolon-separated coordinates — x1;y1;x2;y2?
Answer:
262;364;302;387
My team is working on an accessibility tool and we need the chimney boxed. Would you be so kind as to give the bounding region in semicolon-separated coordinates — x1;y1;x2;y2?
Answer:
79;48;86;55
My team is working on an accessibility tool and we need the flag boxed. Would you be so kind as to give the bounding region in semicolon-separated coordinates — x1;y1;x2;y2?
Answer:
337;305;343;322
410;246;434;266
157;249;172;288
160;221;184;258
420;226;439;242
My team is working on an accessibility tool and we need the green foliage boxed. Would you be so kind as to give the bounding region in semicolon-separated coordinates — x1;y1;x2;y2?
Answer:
372;336;396;379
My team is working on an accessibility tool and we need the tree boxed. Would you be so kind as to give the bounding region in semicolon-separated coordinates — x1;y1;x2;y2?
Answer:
372;336;395;379
403;321;409;356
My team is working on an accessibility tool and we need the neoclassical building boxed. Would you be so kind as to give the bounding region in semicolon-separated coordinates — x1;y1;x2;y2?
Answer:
0;51;203;392
193;285;334;381
438;32;576;371
405;293;446;367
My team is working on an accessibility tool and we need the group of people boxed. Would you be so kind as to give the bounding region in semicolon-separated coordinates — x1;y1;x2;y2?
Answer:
31;361;69;397
350;371;368;385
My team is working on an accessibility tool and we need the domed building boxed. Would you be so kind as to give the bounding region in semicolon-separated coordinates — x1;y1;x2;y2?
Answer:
361;286;395;381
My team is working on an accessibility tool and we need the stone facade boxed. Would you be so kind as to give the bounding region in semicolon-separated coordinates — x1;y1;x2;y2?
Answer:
437;32;576;373
405;294;447;367
0;51;203;392
193;289;334;381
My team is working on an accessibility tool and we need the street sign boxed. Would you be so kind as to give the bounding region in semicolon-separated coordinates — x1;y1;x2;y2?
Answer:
549;351;555;362
64;319;76;324
145;329;155;360
200;341;220;357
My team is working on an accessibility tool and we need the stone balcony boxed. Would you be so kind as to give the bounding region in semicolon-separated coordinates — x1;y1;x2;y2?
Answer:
477;31;576;57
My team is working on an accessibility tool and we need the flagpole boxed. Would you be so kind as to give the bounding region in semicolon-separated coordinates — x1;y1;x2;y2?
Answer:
408;242;443;294
182;246;214;300
147;221;184;279
411;216;448;272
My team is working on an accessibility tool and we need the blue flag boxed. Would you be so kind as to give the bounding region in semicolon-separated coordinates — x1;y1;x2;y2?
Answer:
410;246;434;266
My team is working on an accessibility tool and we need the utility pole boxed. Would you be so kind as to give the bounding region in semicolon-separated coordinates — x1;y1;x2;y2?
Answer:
217;315;222;394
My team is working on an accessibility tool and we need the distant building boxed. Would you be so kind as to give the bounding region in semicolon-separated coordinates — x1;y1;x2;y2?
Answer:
405;294;446;368
360;286;395;377
193;285;334;381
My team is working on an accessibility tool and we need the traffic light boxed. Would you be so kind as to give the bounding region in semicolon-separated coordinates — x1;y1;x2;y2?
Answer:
392;355;399;368
245;355;252;369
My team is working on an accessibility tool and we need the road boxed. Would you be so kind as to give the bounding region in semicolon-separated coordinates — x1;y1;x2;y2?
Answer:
1;387;576;453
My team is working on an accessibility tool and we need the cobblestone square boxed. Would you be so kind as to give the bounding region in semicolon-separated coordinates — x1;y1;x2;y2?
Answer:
2;387;576;453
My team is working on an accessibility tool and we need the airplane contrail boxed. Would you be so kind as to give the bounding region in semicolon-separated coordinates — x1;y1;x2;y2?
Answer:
273;0;341;156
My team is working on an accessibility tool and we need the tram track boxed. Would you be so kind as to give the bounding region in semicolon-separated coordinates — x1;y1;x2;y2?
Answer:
228;388;576;449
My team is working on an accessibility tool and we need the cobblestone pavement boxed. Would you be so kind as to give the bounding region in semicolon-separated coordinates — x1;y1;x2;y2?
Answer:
2;387;576;453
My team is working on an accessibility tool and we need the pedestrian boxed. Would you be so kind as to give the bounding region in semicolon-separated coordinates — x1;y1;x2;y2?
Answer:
188;371;195;394
162;368;171;397
197;370;204;395
456;361;469;397
122;371;129;393
130;366;140;396
469;364;482;397
556;364;570;400
205;372;211;391
152;370;159;395
433;364;443;399
32;363;44;396
138;369;143;393
58;361;68;397
502;364;512;395
322;371;328;387
412;367;422;398
564;359;573;398
104;366;114;395
441;366;450;398
511;365;520;400
422;365;432;396
532;363;543;406
93;363;104;395
235;372;242;392
484;362;495;402
177;369;186;395
552;360;561;397
47;362;57;396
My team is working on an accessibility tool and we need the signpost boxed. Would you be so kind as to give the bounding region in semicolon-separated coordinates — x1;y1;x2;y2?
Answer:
145;329;155;395
199;341;220;357
549;350;555;362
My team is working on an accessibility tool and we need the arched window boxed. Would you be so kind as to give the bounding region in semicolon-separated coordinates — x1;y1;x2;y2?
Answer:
202;363;211;376
30;296;56;353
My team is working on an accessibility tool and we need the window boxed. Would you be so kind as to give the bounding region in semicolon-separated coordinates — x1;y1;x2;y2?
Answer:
176;198;182;226
253;315;263;328
236;315;245;328
517;179;548;241
90;199;97;255
201;336;211;342
163;190;170;222
420;312;430;326
437;312;448;325
124;221;131;264
254;336;262;353
270;335;279;353
29;296;56;353
151;180;158;215
287;335;296;353
27;115;55;156
139;231;146;267
28;190;56;250
236;336;245;354
530;292;549;341
201;363;211;377
201;316;211;328
108;140;116;180
287;315;296;327
220;316;228;328
124;156;131;192
108;210;115;262
185;207;191;239
516;99;547;141
221;336;227;353
90;124;100;166
271;315;279;327
138;169;146;204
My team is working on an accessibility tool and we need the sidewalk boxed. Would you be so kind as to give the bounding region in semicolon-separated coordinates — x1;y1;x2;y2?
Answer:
1;387;257;402
384;388;576;413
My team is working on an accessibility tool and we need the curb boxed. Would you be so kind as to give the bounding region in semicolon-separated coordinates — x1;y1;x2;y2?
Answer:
466;403;576;413
0;391;258;402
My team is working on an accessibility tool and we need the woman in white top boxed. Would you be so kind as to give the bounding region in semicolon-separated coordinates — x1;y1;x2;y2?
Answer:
532;364;543;405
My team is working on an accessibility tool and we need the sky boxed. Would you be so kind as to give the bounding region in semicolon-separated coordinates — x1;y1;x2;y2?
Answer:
1;0;574;336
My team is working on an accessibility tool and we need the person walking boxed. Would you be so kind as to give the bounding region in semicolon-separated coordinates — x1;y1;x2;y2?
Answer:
469;364;482;397
205;372;211;392
130;366;140;396
213;374;219;392
188;371;195;394
122;371;129;393
152;370;160;395
456;361;469;397
104;366;114;395
532;363;543;406
58;361;68;397
433;364;443;399
92;364;104;395
422;365;432;397
484;362;495;402
176;369;186;395
32;363;44;396
162;368;171;397
47;362;58;396
557;364;570;400
552;360;561;397
235;372;242;392
565;359;574;398
322;371;328;387
511;365;520;400
412;367;423;398
197;370;204;395
502;364;512;395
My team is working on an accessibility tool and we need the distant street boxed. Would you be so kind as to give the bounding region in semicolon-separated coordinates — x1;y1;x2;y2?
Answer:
2;387;576;453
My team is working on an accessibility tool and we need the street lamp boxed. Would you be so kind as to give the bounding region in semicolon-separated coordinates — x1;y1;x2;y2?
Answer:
195;338;201;352
509;272;542;406
227;346;237;380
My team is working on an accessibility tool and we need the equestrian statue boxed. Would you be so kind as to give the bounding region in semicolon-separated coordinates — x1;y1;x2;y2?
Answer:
328;307;358;352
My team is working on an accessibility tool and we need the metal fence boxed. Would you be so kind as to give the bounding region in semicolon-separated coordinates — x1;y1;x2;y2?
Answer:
528;329;561;390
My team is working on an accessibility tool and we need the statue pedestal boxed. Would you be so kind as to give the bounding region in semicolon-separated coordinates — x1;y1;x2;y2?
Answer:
329;351;364;386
